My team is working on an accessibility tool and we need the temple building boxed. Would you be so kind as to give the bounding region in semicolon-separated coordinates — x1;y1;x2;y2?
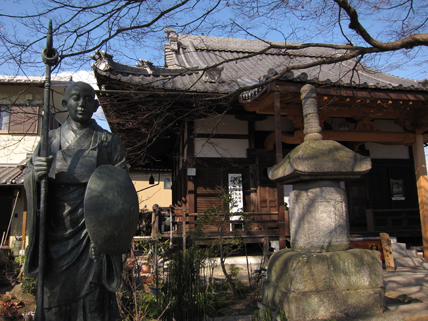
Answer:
91;30;428;254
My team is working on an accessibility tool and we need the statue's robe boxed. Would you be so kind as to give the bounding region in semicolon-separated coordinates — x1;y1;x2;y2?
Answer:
24;119;127;320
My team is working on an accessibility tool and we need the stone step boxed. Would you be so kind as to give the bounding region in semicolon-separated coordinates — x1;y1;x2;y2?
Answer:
406;249;420;257
392;242;407;255
384;269;428;290
392;242;419;259
394;257;424;268
385;285;428;302
390;241;424;267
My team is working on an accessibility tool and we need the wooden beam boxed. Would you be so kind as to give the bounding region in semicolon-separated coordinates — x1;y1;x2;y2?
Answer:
274;92;283;164
241;82;428;130
412;134;428;261
264;130;416;149
271;83;428;102
274;91;288;249
245;98;419;129
321;130;416;145
264;132;303;149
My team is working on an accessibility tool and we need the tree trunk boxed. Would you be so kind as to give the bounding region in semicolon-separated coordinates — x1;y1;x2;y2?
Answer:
219;243;236;299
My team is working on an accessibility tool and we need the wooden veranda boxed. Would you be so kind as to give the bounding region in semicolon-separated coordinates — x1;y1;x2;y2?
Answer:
147;206;282;258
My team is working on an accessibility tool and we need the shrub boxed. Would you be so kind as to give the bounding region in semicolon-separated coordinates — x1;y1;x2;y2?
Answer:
161;247;207;321
252;306;287;321
21;276;37;296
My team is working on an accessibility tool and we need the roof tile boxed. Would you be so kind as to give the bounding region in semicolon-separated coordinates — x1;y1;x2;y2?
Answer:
92;31;426;98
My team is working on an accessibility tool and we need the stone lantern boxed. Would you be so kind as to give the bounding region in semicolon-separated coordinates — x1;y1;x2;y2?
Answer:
262;84;385;320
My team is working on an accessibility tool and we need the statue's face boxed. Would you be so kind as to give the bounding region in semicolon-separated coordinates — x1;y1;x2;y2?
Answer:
63;83;99;124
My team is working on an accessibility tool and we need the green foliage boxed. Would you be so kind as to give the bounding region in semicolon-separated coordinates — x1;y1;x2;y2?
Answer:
119;289;166;320
229;264;240;278
252;267;267;283
161;246;207;321
139;291;165;319
252;306;287;321
121;175;265;320
191;178;251;299
21;276;37;296
9;255;25;265
233;278;250;297
204;289;233;317
134;237;170;256
120;237;262;320
133;240;149;252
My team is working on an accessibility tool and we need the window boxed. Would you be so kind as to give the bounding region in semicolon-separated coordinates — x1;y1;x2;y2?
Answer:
0;106;39;134
164;177;171;189
0;107;9;131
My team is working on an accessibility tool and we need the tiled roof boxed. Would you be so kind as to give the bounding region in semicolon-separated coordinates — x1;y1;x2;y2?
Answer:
0;75;72;85
92;30;427;100
0;156;30;185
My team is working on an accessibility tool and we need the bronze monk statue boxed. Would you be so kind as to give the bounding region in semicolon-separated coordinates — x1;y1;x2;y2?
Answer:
24;81;138;320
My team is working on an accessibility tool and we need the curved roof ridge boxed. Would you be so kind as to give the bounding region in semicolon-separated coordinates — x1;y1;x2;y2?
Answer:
174;33;341;59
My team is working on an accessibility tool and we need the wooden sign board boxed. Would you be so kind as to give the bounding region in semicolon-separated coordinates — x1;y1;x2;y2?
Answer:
380;233;395;272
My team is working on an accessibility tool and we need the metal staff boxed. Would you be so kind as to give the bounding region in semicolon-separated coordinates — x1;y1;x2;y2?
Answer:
37;20;58;321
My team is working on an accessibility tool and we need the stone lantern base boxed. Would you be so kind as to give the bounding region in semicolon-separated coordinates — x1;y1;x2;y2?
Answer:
262;249;385;321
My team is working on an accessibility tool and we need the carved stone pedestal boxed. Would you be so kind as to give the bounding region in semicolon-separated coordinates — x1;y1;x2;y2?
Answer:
262;249;385;321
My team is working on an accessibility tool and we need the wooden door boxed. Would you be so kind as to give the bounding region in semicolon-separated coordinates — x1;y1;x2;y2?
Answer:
258;186;278;213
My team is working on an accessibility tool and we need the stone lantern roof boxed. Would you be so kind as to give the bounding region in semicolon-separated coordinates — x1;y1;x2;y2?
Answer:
268;84;371;184
268;139;372;184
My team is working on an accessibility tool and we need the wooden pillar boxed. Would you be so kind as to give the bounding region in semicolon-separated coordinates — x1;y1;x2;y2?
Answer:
274;91;288;249
21;190;27;250
249;121;258;211
182;208;187;250
263;237;270;258
412;134;428;261
151;204;159;238
186;121;196;214
187;177;195;214
21;211;27;250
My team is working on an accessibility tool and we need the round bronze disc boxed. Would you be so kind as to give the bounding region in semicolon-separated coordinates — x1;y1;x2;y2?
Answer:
84;165;138;255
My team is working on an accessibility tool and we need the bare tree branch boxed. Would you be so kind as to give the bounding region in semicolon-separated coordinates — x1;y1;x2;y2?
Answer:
334;0;428;50
1;0;428;165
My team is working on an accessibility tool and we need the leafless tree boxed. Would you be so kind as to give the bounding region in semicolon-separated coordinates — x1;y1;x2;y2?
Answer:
0;0;427;76
1;0;428;164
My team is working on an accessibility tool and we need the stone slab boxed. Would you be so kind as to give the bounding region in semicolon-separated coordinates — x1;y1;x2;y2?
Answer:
263;249;384;321
395;257;424;268
265;249;383;294
289;184;350;252
285;288;385;321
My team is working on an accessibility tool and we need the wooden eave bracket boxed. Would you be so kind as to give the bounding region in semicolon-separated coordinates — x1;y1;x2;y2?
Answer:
264;130;417;150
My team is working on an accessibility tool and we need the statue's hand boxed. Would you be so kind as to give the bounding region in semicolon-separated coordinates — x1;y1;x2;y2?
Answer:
33;156;54;182
90;243;102;263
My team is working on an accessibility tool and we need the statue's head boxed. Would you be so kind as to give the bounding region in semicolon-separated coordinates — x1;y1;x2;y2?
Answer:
62;82;99;125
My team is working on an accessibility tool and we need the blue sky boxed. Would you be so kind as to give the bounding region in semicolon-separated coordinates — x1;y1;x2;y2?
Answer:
1;0;427;158
1;0;427;132
1;0;427;80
